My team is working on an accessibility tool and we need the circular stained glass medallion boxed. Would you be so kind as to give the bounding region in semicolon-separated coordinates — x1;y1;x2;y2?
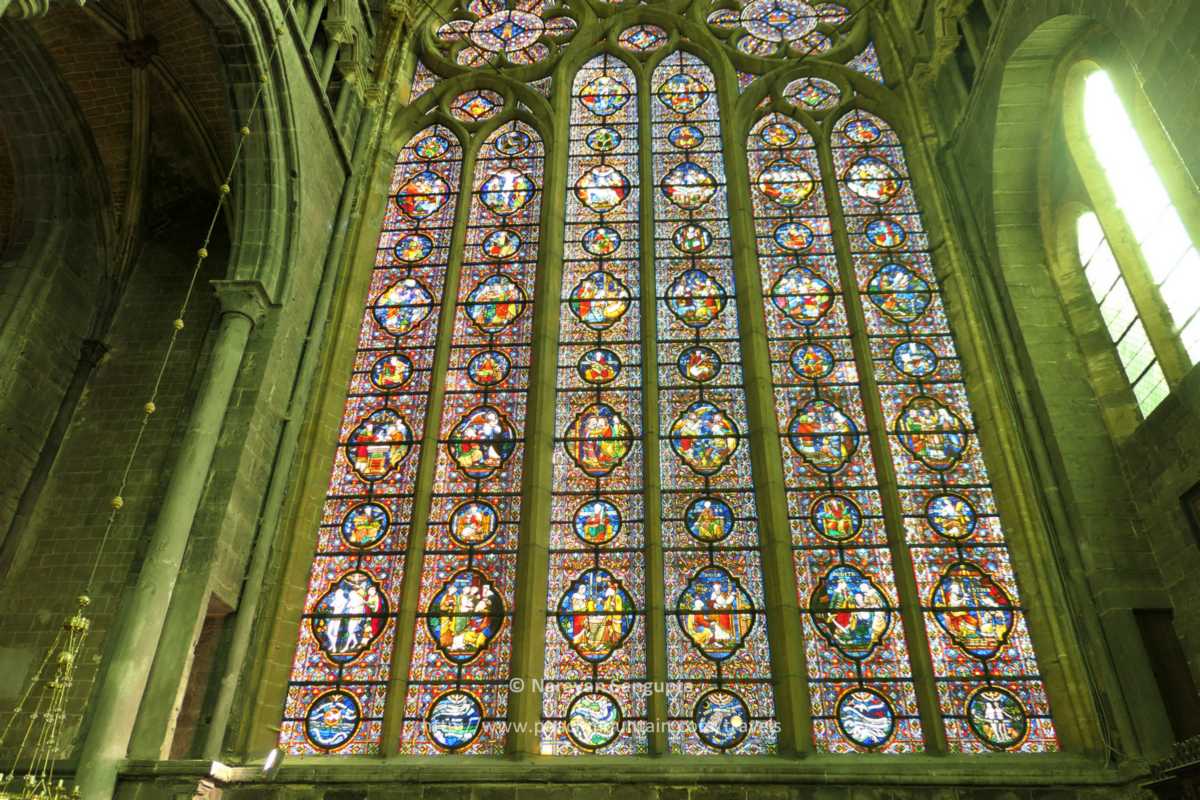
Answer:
891;340;937;378
370;353;414;391
494;128;532;155
394;233;433;263
573;498;622;545
678;345;722;383
809;493;862;542
836;687;896;749
672;223;714;255
760;122;798;147
427;690;484;752
684;495;735;543
843;115;883;144
582;225;621;257
693;689;750;750
414;134;451;160
578;347;622;385
668;124;705;150
925;493;977;540
865;217;907;248
482;228;522;260
774;221;814;251
448;499;500;547
566;692;622;751
467;349;511;386
585;126;621;152
966;686;1029;750
304;690;361;751
340;502;390;549
618;24;667;53
789;342;834;380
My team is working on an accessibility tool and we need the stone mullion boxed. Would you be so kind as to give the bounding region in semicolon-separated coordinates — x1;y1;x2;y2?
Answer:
505;96;569;757
380;130;479;756
637;60;669;757
718;87;813;755
815;121;948;755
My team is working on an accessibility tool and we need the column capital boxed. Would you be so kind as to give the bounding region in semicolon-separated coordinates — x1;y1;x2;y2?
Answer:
212;279;271;327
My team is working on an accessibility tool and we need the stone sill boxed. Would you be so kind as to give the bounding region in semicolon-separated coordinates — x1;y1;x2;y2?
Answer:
120;753;1146;788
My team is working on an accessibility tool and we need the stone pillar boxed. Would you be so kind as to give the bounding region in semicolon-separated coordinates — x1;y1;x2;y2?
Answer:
75;280;269;799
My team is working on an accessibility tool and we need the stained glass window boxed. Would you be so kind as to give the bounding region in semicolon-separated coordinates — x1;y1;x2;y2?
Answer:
285;1;1065;761
831;109;1057;752
399;118;544;754
747;112;923;752
541;54;647;755
1079;69;1200;363
1075;211;1167;415
652;51;778;754
280;125;462;755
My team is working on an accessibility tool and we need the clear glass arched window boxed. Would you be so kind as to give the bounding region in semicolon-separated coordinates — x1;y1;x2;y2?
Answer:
1066;67;1200;416
277;0;1059;758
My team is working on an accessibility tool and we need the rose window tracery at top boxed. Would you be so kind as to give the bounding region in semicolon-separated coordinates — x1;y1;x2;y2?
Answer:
707;0;850;57
435;0;578;67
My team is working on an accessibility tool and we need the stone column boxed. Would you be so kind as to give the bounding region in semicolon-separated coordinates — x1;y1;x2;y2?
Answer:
75;280;269;799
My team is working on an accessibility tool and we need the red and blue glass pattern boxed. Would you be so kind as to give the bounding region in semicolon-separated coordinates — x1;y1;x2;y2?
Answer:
280;125;462;755
541;54;647;755
399;120;544;754
747;112;923;752
831;109;1056;752
652;51;778;754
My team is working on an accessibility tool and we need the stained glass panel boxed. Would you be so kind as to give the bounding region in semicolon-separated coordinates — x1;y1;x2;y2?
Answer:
831;109;1057;752
398;119;544;754
541;54;648;755
747;112;923;752
280;125;462;755
652;50;778;755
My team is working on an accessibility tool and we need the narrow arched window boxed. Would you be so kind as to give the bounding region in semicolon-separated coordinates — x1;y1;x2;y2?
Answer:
278;0;1061;759
1064;66;1200;417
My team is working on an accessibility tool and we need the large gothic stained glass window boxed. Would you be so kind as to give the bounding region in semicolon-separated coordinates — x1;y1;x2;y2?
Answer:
283;0;1059;760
